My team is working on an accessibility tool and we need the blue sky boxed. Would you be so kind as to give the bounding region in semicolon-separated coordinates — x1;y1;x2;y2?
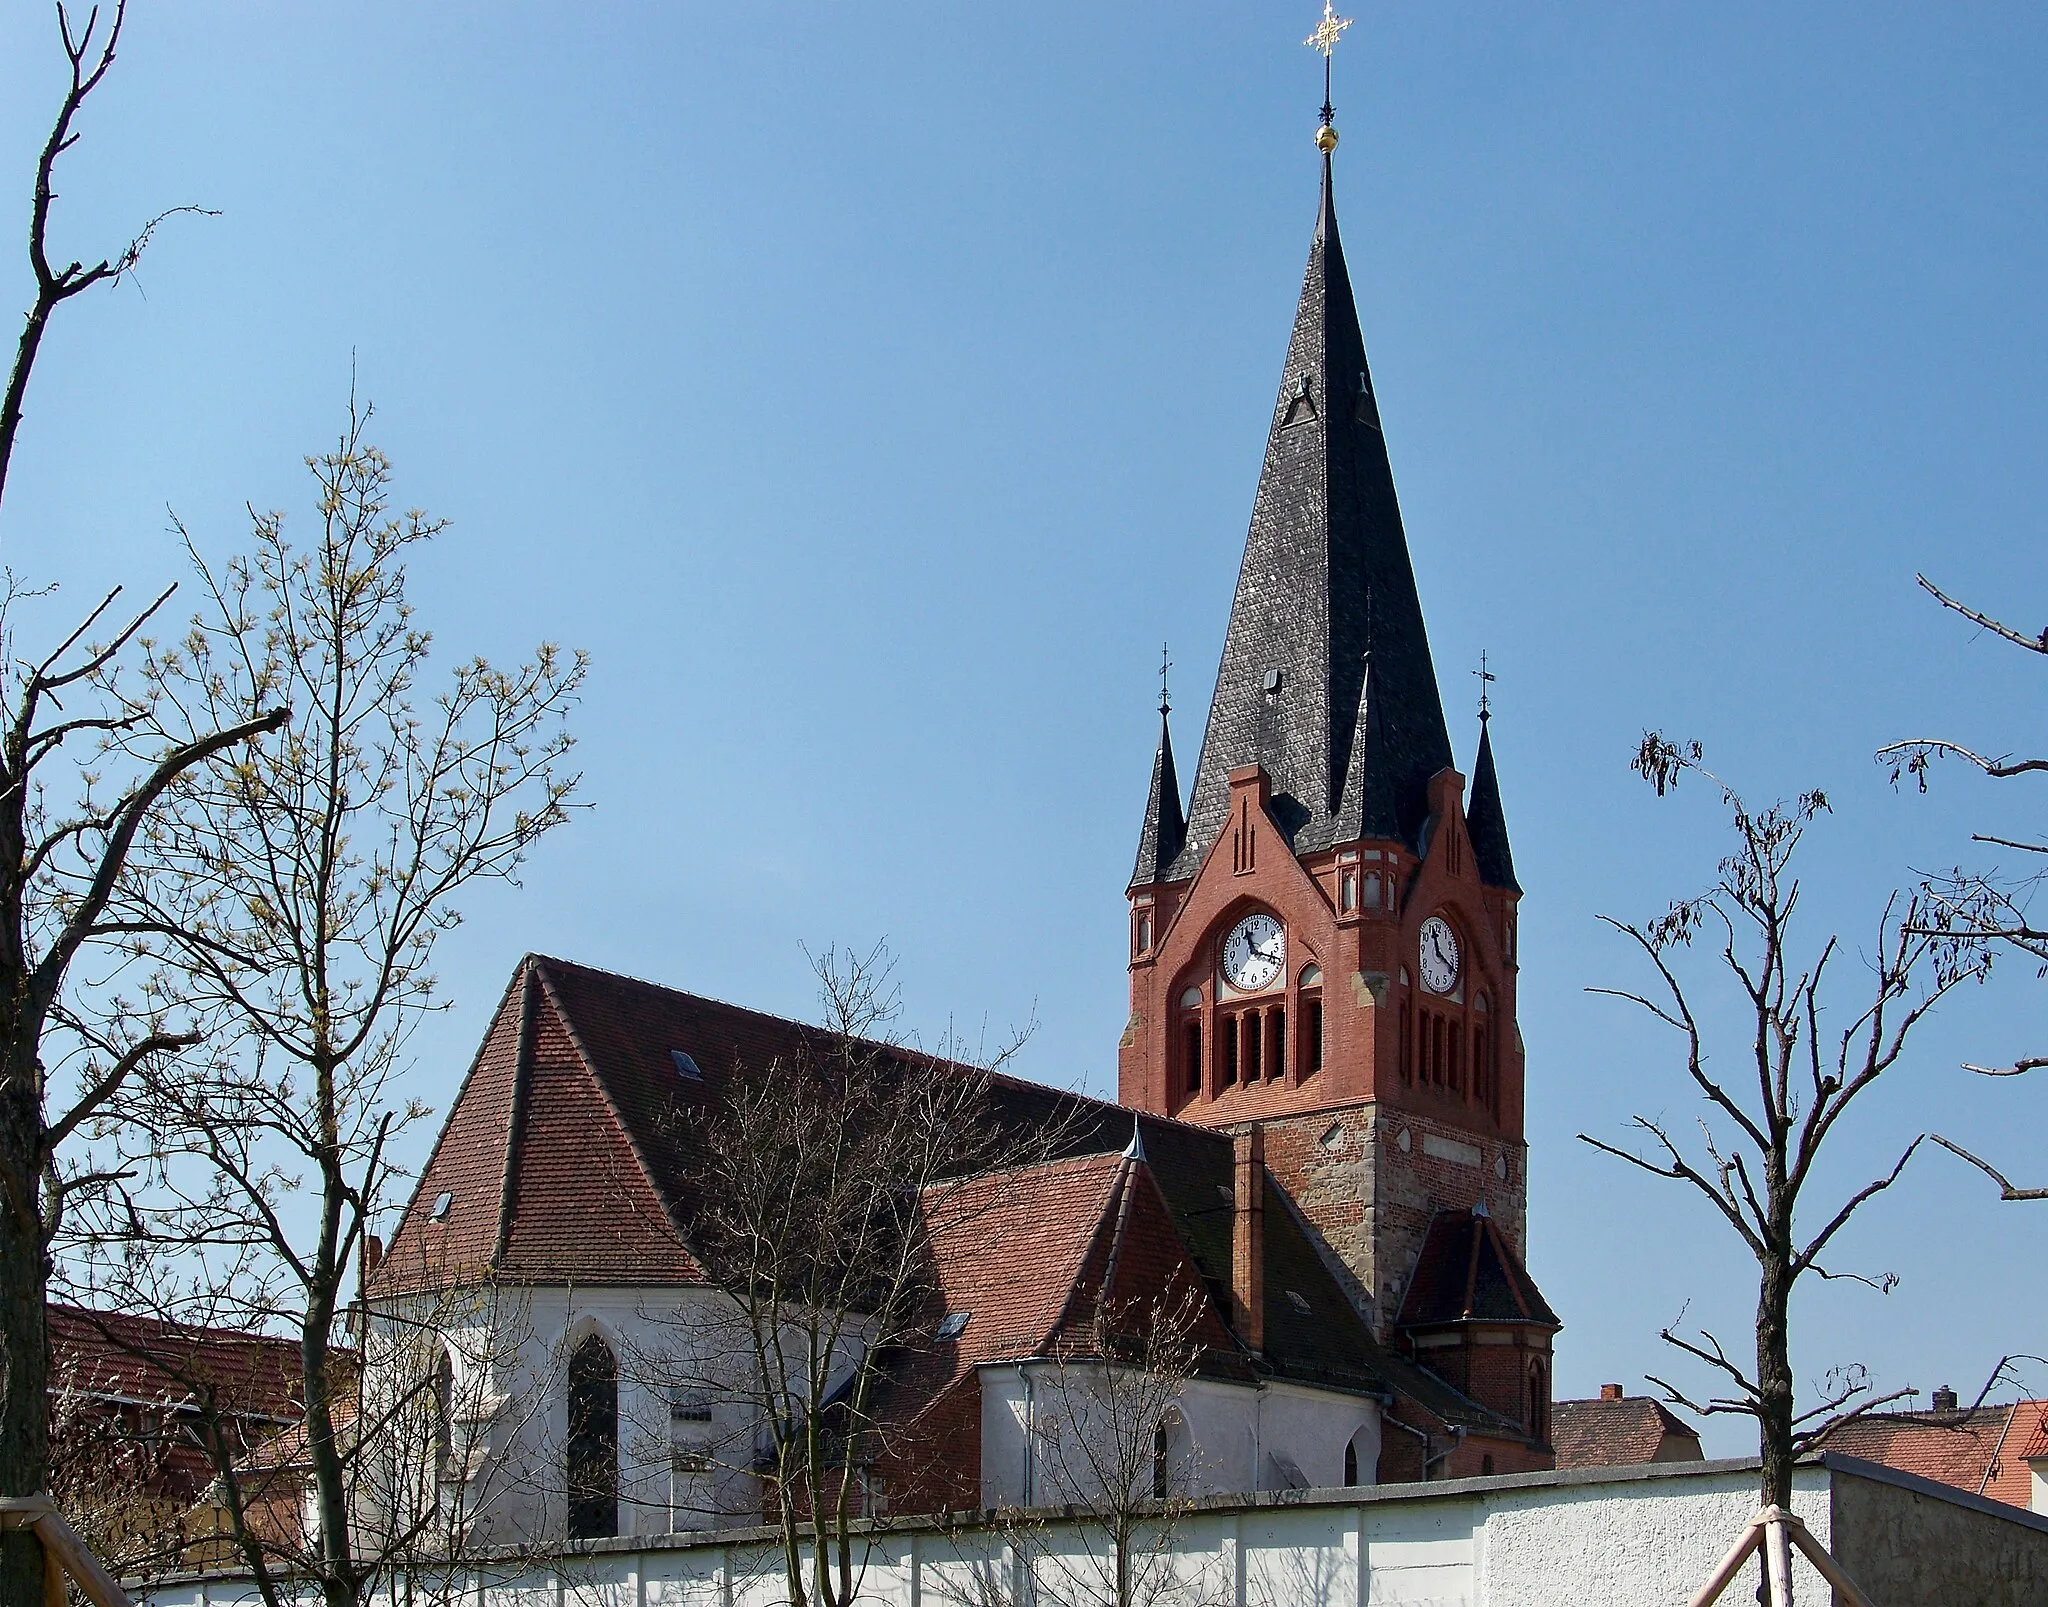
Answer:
4;3;2045;1454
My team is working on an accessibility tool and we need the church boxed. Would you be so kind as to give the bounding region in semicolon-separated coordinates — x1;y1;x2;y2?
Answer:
364;93;1558;1546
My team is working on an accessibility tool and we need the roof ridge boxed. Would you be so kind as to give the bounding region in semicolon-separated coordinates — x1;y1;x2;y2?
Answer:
1035;1165;1130;1358
387;958;532;1252
530;958;697;1256
493;963;540;1267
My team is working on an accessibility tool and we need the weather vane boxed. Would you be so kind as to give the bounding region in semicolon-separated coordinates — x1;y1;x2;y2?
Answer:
1304;0;1353;140
1158;642;1173;716
1474;650;1497;720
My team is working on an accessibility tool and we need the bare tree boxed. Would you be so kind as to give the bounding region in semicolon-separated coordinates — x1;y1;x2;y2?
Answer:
1581;736;1986;1522
0;11;279;1607
1024;1288;1211;1607
657;942;1047;1607
62;405;584;1607
1879;573;2048;1199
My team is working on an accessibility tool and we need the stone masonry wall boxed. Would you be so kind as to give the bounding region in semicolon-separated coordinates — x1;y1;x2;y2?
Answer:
1256;1104;1529;1340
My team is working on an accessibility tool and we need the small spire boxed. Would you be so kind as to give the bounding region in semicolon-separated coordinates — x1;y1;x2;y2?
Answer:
1130;666;1188;889
1122;1115;1147;1164
1467;704;1521;894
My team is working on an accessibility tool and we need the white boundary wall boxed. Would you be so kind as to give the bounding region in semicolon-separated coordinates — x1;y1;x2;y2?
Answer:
143;1459;1867;1607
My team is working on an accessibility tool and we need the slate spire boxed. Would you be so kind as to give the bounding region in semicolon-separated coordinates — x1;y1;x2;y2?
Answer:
1129;693;1186;890
1466;711;1519;893
1165;150;1453;878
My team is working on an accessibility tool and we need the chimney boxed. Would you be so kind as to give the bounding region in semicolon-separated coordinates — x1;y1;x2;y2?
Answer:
1932;1385;1958;1413
1232;1127;1265;1352
1600;1383;1624;1402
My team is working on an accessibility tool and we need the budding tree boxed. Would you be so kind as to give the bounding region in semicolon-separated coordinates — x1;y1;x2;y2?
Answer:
68;404;584;1607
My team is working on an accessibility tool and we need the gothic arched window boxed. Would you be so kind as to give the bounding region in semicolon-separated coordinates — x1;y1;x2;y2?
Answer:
432;1350;454;1483
567;1333;619;1540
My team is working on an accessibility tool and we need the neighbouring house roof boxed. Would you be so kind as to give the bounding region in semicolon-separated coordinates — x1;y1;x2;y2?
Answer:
1550;1396;1704;1469
48;1304;315;1514
1394;1206;1559;1331
1822;1400;2048;1513
49;1304;306;1421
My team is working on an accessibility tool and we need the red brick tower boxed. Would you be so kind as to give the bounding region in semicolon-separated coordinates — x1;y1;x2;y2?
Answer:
1118;144;1554;1424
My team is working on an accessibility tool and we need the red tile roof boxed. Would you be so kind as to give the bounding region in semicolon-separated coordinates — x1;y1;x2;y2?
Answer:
49;1304;305;1419
1824;1402;2047;1511
869;1150;1254;1510
1395;1206;1559;1330
2015;1401;2048;1465
1550;1395;1703;1469
48;1304;314;1513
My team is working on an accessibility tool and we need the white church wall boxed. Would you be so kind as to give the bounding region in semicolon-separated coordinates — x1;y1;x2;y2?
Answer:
978;1364;1381;1508
361;1281;876;1548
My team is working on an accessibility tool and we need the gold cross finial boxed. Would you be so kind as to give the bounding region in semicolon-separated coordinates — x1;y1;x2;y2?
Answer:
1306;0;1352;58
1306;2;1353;142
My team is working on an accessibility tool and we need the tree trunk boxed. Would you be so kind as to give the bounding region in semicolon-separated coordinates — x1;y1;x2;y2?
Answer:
1756;1238;1796;1605
0;1027;47;1607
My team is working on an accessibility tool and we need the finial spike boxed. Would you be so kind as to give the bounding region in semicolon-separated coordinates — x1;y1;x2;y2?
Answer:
1474;650;1497;721
1305;1;1353;138
1158;642;1173;717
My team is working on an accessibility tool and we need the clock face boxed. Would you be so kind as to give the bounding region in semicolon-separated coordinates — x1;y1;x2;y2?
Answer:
1419;915;1461;994
1221;912;1285;993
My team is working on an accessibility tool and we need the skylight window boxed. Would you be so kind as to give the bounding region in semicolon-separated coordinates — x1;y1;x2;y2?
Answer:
429;1191;454;1222
936;1311;971;1341
670;1049;703;1080
1286;1290;1312;1316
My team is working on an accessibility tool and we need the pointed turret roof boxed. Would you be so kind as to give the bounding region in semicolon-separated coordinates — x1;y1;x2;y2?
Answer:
1331;653;1401;844
1467;714;1519;893
1165;151;1452;877
1130;704;1187;889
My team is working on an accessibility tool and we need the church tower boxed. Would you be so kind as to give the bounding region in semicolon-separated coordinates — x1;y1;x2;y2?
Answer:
1119;116;1551;1415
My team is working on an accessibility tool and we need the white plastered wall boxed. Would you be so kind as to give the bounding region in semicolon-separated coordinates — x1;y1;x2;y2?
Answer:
978;1363;1383;1508
361;1282;874;1546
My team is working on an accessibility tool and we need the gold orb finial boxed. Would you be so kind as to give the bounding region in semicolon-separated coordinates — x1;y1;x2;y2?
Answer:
1316;123;1339;153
